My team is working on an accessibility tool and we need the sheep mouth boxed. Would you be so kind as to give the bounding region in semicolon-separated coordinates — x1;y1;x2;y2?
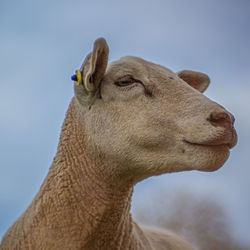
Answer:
183;139;231;150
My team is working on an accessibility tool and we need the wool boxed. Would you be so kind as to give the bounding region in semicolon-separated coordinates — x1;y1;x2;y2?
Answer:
0;38;237;250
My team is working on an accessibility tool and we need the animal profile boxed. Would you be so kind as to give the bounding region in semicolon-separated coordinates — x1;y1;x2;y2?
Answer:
0;38;237;249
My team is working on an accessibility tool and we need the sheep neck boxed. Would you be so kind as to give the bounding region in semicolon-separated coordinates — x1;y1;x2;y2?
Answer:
34;99;135;249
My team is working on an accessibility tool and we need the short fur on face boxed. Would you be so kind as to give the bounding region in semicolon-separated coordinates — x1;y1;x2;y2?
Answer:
74;38;237;183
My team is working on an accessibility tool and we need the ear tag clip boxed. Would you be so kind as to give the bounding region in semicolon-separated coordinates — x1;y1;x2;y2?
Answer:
71;70;83;85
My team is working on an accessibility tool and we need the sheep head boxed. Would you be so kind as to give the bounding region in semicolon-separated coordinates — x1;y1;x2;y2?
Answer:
73;38;237;183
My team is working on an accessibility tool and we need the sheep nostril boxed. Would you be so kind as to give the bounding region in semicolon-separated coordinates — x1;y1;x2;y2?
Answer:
208;111;234;128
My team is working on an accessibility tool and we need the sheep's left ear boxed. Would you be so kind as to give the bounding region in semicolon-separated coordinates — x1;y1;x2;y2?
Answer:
75;38;109;107
81;38;109;92
177;70;210;93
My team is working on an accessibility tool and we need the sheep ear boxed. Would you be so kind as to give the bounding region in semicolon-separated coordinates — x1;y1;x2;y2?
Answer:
177;70;210;93
81;38;109;92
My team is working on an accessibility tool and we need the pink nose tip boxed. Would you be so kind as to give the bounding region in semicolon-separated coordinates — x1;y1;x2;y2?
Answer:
208;111;235;128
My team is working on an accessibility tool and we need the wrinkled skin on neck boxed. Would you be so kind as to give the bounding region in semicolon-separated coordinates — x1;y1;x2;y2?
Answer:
0;100;146;249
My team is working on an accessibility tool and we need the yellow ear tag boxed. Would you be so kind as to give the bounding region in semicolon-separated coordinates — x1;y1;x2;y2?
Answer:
76;70;82;85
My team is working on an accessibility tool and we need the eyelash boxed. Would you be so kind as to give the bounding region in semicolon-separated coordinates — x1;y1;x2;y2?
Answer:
114;76;153;97
114;78;138;87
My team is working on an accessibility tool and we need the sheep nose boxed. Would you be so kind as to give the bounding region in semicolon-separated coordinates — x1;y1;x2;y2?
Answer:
208;111;235;128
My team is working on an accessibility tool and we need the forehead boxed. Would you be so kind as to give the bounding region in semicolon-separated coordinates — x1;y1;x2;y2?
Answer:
106;56;174;79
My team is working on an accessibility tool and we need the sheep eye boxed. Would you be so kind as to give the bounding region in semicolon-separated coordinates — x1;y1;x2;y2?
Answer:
113;75;153;97
114;79;135;87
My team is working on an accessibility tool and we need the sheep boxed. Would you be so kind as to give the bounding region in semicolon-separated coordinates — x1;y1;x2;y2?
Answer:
0;38;237;250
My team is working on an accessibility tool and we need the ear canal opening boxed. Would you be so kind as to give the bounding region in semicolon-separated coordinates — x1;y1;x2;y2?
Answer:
84;72;95;92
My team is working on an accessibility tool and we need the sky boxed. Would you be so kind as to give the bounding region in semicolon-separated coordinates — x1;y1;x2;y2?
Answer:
0;0;250;246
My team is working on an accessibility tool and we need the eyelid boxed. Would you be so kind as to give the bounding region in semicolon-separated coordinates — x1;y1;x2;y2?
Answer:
116;74;137;82
114;75;140;87
115;75;153;97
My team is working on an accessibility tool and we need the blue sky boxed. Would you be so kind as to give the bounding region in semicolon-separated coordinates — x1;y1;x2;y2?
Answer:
0;0;250;246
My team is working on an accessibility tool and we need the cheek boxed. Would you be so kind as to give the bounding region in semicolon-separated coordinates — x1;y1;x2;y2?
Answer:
126;113;181;150
128;127;176;150
85;108;130;160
